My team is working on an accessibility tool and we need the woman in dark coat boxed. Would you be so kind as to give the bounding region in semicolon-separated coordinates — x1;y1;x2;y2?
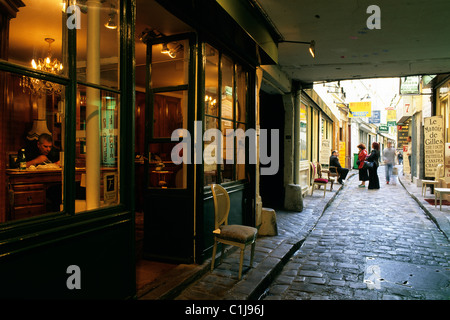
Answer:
357;143;369;188
366;142;380;189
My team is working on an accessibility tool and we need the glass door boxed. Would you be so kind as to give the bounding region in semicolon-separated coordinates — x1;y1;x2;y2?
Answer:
142;33;197;263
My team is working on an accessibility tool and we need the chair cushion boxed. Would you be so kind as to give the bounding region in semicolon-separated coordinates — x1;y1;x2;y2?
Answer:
314;178;328;183
217;225;257;243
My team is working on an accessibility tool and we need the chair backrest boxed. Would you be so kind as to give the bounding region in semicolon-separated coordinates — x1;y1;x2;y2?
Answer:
435;164;444;180
310;162;316;183
316;162;323;178
211;184;231;229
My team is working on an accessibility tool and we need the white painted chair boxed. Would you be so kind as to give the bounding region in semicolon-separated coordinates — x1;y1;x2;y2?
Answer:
422;164;444;196
210;184;257;280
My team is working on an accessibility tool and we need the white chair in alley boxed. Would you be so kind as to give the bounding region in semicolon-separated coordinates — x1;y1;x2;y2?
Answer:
421;164;444;196
210;184;257;280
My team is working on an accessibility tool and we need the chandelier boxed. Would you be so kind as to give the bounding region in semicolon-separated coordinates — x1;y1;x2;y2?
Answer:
20;38;63;96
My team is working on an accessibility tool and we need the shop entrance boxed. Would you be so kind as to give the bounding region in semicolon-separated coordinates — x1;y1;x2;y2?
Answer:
141;33;197;263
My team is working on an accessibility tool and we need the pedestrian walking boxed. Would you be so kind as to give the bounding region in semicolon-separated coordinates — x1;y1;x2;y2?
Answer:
367;142;380;190
357;143;368;188
382;141;396;184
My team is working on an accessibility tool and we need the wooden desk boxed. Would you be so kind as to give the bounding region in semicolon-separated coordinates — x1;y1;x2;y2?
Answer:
6;167;116;221
6;169;64;221
434;188;450;211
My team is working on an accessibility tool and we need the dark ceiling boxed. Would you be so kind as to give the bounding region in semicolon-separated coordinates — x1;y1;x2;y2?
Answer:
257;0;450;83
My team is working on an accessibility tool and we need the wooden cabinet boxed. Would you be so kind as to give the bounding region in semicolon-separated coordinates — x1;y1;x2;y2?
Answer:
6;170;62;221
8;183;46;220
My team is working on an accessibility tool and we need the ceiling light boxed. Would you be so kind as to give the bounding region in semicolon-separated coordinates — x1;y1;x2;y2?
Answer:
104;2;117;29
279;39;316;58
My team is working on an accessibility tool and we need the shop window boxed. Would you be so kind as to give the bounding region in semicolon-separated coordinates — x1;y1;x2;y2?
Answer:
76;0;120;89
203;44;249;186
300;103;308;160
8;1;66;77
2;71;65;223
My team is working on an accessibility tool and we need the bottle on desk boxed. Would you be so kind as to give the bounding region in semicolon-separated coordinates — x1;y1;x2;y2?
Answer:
19;148;26;170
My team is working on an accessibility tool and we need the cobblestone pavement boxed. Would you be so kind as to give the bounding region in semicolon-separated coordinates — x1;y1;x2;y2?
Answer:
263;168;450;300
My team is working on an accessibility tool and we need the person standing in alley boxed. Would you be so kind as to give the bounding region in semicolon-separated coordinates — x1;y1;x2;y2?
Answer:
366;142;380;189
357;143;369;188
329;150;349;184
383;141;396;184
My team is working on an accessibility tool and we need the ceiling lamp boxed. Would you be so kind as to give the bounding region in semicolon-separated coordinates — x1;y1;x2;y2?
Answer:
161;42;183;59
104;3;117;29
19;38;63;95
279;40;316;58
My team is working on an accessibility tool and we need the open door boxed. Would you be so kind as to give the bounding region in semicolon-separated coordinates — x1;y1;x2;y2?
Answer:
142;33;197;263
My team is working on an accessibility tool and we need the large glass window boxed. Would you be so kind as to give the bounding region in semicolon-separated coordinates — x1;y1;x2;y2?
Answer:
0;0;123;222
203;44;249;185
2;71;65;222
300;103;308;160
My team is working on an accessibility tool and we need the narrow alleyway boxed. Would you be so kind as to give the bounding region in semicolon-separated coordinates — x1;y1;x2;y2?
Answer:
264;167;450;300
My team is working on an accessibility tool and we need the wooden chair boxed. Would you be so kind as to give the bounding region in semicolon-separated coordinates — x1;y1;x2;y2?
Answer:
210;184;257;280
422;164;444;196
310;162;328;197
325;166;340;191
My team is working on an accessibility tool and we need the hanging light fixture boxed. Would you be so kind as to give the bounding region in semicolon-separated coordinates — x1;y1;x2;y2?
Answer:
161;42;183;59
104;2;117;29
279;39;316;58
19;38;63;95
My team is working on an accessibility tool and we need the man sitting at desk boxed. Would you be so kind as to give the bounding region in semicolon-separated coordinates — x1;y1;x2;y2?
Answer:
329;150;349;184
24;133;60;168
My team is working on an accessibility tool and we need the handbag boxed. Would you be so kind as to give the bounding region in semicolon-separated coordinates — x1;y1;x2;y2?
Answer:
363;161;373;169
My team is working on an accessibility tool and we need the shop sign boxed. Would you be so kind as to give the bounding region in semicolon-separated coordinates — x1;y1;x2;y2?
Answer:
319;139;331;165
369;110;380;124
400;76;420;95
378;125;389;132
349;101;371;118
424;116;444;177
387;121;396;127
397;124;409;148
104;173;117;204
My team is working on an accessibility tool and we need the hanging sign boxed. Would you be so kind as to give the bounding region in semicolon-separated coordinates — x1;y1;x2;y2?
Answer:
349;101;371;118
400;76;420;95
424;116;444;177
369;110;380;124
